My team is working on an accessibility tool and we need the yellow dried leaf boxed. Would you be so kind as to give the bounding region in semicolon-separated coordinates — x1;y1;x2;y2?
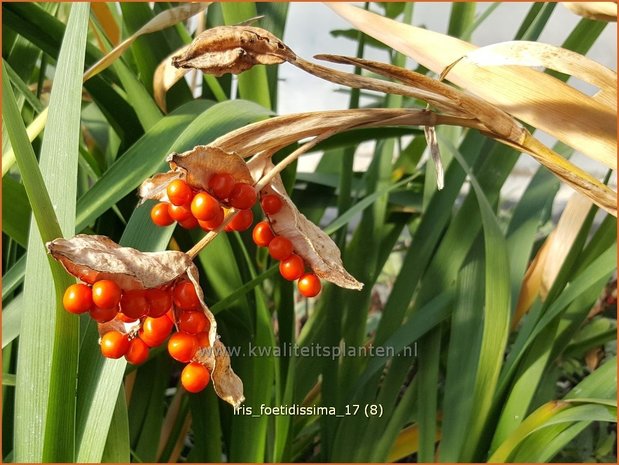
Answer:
327;3;616;170
563;2;618;21
172;25;293;76
154;45;191;112
462;41;617;111
84;3;209;82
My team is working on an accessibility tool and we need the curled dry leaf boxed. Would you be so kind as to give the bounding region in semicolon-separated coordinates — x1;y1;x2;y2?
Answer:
256;161;363;290
47;234;244;407
563;2;618;22
154;45;191;112
139;146;253;203
172;25;294;76
47;234;193;290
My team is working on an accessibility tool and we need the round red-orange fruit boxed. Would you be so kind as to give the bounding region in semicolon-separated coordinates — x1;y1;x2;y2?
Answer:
196;331;211;348
261;194;283;215
252;221;274;247
167;179;193;206
225;209;253;232
179;215;199;229
139;315;174;347
208;173;236;200
181;362;211;393
268;236;293;261
90;305;119;323
120;289;149;319
63;283;93;314
191;192;220;221
125;338;149;365
298;273;321;298
151;202;174;226
168;203;193;222
168;332;198;363
198;206;224;231
100;331;130;359
146;288;172;318
178;310;209;335
173;281;200;310
92;280;122;309
229;183;257;210
279;254;305;281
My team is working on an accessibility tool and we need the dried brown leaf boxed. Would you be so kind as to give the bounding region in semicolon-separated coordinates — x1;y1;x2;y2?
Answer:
258;161;363;290
209;340;245;408
172;25;294;76
138;171;183;204
47;234;193;290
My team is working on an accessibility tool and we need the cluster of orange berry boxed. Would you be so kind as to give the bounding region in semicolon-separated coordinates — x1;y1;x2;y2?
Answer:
62;279;212;393
150;174;322;298
150;175;256;233
251;195;321;298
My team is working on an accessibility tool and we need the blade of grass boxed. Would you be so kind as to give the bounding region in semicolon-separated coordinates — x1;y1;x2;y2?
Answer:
2;176;31;248
100;386;130;463
7;4;89;461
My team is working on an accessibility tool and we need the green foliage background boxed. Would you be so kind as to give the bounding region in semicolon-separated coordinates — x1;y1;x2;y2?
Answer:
2;2;616;463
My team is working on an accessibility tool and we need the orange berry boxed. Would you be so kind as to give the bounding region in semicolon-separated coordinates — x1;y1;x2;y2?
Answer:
100;331;130;359
90;305;119;323
177;310;209;335
261;194;283;215
179;215;199;229
168;203;193;222
168;332;198;363
173;281;200;310
229;183;257;210
298;273;321;298
208;173;236;200
139;315;174;347
196;331;211;348
225;209;253;232
198;206;224;231
63;283;93;314
92;280;122;309
120;289;149;319
151;202;174;226
252;221;274;247
191;192;220;221
268;236;293;261
146;288;172;318
181;362;210;393
279;254;305;281
125;338;149;365
167;179;193;206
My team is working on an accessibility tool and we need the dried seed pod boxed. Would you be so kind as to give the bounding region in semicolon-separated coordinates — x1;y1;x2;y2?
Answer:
172;25;295;76
139;146;254;204
257;162;363;290
47;234;244;406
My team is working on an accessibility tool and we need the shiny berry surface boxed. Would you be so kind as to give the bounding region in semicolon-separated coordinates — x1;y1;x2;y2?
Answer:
92;280;122;309
168;203;193;222
178;310;209;335
279;254;305;281
139;315;174;347
252;221;274;247
146;288;172;318
120;289;149;319
63;283;93;314
191;192;220;221
261;194;283;215
151;202;174;226
225;209;254;232
168;332;198;363
229;183;257;210
89;305;119;323
167;179;193;206
173;281;200;310
100;331;130;359
125;338;149;365
298;273;322;298
198;206;224;231
181;362;211;393
208;173;235;200
268;236;293;261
